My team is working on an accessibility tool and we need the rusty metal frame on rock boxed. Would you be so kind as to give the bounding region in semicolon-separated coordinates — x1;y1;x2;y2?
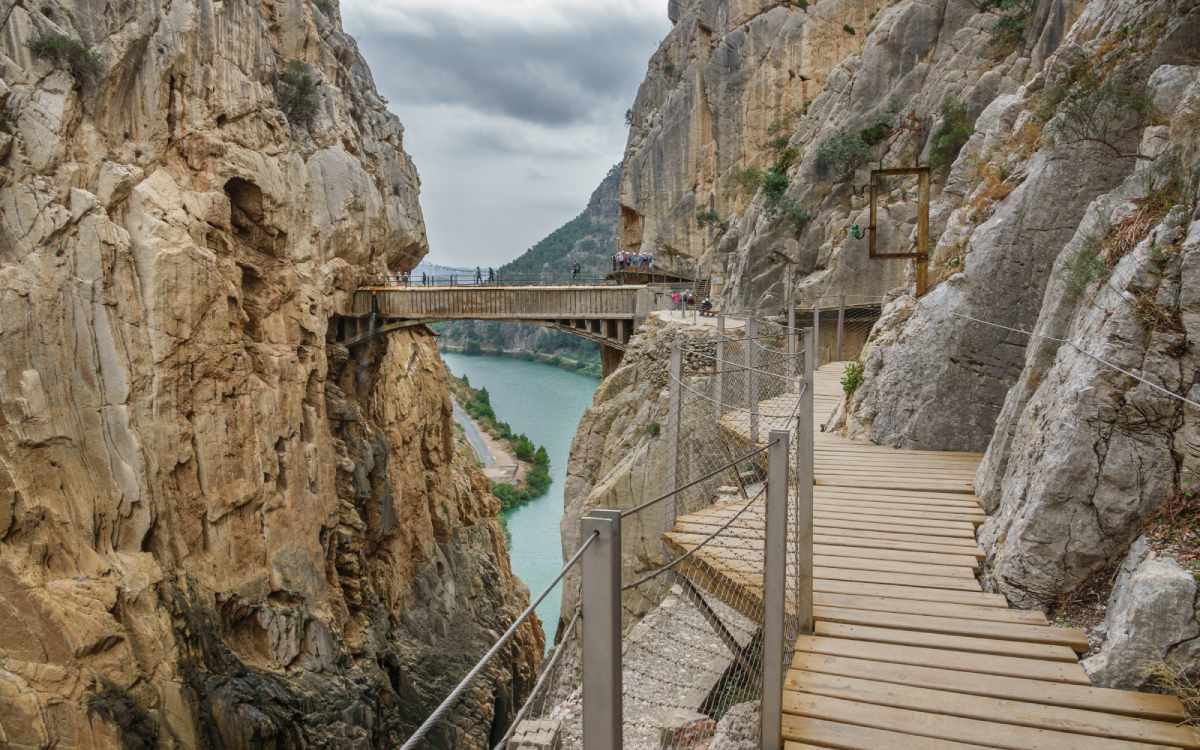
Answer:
868;166;931;297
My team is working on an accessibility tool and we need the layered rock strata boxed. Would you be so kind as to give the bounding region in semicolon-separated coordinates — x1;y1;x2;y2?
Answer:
0;0;538;746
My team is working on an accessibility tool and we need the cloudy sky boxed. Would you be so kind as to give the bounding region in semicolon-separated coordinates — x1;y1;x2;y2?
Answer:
342;0;670;268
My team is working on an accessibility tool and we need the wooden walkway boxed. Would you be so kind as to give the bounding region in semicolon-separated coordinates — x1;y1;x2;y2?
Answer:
666;362;1199;750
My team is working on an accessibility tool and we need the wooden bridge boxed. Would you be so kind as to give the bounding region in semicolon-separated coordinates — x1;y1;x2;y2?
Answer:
667;362;1200;750
342;284;657;375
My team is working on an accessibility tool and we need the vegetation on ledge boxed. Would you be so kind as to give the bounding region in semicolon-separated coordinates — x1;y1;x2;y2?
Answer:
449;373;552;511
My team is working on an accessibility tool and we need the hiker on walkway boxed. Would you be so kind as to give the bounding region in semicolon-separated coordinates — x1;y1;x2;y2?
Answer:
475;266;483;285
701;298;713;316
572;263;581;282
672;290;683;311
488;267;495;284
421;272;428;286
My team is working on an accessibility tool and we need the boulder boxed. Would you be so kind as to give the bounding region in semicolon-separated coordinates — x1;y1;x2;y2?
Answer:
1083;539;1200;689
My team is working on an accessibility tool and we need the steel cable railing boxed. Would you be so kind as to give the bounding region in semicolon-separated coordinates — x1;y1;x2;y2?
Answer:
415;315;815;750
400;531;599;750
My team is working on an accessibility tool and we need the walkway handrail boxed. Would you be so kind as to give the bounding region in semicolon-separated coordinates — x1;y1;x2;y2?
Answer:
400;530;600;750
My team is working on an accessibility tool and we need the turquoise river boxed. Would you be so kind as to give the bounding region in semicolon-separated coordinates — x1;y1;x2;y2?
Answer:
441;352;599;646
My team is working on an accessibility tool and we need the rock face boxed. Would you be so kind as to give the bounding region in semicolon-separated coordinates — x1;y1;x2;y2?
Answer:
609;0;1200;699
0;1;538;747
1082;538;1200;688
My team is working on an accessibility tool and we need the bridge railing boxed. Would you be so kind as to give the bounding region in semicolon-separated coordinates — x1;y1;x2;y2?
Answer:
369;272;621;288
399;318;817;750
352;285;647;320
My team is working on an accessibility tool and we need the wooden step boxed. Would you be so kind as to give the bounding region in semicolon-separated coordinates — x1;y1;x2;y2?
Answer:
814;606;1089;651
790;652;1187;722
785;671;1200;748
814;622;1080;662
783;715;991;750
782;692;1175;750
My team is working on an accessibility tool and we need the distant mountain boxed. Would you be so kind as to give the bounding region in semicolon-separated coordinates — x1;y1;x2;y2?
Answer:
498;164;621;279
437;166;621;372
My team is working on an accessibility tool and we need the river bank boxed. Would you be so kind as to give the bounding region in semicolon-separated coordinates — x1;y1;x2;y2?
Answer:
440;343;603;379
442;353;599;645
452;398;525;485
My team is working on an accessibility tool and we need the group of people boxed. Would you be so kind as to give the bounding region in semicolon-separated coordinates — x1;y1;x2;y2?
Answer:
612;251;655;272
670;290;714;316
395;268;497;286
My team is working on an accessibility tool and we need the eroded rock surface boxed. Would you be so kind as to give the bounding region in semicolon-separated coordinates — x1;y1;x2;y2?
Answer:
0;1;538;746
1082;538;1200;689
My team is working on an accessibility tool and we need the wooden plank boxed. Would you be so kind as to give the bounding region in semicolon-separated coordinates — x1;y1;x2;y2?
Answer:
793;635;1090;684
814;498;985;516
812;511;977;533
783;715;992;750
782;692;1172;750
814;567;982;591
814;592;1046;625
786;671;1200;748
814;622;1080;662
813;503;984;524
812;554;977;578
813;533;985;559
813;579;1008;608
811;518;979;540
667;532;979;568
814;607;1089;651
816;476;976;494
790;652;1187;722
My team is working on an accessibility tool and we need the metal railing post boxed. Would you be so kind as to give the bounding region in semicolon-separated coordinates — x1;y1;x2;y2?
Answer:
798;330;815;634
746;317;759;444
787;304;798;391
836;294;846;362
582;510;623;750
813;298;821;368
761;430;790;750
715;315;726;417
667;339;683;527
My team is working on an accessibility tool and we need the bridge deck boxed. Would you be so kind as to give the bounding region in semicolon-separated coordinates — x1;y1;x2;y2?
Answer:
666;363;1198;750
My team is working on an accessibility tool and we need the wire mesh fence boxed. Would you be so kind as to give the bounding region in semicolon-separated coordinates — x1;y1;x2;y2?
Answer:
795;295;884;367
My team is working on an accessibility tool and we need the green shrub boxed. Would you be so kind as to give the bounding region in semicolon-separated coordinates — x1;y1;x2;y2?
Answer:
773;147;800;172
859;115;893;147
27;32;101;85
929;96;975;170
780;200;815;234
525;463;552;496
841;362;864;396
1049;70;1152;159
696;209;722;228
842;24;856;35
464;340;483;355
814;130;870;182
493;482;527;510
277;60;319;126
767;135;791;152
645;422;661;438
512;434;536;462
534;446;550;467
762;169;789;207
733;167;764;196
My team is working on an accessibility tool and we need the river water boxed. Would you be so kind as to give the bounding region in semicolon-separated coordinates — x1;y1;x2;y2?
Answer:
442;353;599;645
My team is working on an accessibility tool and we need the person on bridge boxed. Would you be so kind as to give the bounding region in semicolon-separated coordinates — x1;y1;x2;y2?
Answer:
701;297;713;316
421;272;428;286
572;263;581;282
475;266;483;285
671;291;682;311
488;267;495;284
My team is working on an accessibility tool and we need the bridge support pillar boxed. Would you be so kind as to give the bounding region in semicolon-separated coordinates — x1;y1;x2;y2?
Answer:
601;344;624;378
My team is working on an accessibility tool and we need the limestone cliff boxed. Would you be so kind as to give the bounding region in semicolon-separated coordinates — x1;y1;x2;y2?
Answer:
604;0;1199;694
0;0;539;747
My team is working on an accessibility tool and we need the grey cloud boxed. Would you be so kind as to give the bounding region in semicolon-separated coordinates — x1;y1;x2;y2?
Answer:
348;7;661;128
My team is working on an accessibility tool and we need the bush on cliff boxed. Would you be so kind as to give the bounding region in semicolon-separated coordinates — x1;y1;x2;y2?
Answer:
277;60;319;126
27;32;101;85
815;130;870;182
929;96;975;170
